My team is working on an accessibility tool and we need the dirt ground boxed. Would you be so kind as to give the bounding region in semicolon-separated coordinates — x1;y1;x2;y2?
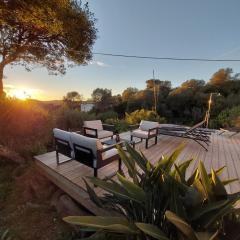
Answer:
0;157;78;240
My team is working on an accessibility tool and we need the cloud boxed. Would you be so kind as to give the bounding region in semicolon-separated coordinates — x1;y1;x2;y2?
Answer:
88;60;110;67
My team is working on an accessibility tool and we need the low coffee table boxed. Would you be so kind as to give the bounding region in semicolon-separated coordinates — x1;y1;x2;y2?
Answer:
102;137;135;149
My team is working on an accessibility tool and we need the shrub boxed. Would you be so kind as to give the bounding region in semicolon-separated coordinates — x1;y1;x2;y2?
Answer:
97;111;118;122
0;98;53;157
55;106;96;131
214;105;240;128
125;109;166;124
64;145;240;240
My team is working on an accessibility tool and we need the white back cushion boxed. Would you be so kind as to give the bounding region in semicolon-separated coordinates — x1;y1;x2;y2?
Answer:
70;133;103;158
139;120;159;131
53;128;72;147
84;120;103;130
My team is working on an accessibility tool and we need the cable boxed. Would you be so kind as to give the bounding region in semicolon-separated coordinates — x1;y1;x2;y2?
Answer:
2;42;240;62
93;52;240;62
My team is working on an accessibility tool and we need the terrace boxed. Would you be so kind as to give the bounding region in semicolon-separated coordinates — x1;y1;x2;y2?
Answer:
35;130;240;215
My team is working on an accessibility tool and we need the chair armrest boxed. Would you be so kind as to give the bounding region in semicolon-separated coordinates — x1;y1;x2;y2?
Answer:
83;127;98;138
98;141;125;153
129;124;140;131
148;127;158;136
102;123;115;132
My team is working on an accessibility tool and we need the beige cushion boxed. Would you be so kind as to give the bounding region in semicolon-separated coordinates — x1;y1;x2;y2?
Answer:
84;120;103;130
102;148;118;160
98;130;114;139
139;120;159;131
70;133;103;158
131;129;149;139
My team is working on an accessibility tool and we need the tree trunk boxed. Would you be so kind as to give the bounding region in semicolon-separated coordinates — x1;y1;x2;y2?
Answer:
0;64;4;97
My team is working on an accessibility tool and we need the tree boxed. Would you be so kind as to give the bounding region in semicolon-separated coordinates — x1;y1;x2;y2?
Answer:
0;0;97;96
122;87;138;102
63;91;82;109
91;88;112;112
209;68;232;86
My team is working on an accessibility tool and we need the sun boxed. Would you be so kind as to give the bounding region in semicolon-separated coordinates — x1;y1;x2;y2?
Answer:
8;89;31;100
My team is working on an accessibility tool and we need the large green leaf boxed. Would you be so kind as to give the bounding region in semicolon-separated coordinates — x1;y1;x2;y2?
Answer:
88;177;142;203
190;200;230;221
125;143;147;172
117;173;146;203
187;169;198;186
84;179;103;208
165;211;198;240
135;223;170;240
163;144;185;173
63;216;139;234
222;178;239;186
198;161;213;201
211;169;227;197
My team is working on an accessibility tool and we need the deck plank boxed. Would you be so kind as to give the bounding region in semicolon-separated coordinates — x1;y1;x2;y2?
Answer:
35;132;240;215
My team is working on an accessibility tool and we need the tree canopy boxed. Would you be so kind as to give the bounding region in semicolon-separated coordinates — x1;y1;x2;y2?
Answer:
0;0;97;96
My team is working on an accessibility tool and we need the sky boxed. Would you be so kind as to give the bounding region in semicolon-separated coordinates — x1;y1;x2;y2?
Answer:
4;0;240;100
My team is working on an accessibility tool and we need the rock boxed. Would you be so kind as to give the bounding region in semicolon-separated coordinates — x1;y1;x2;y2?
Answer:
51;193;88;217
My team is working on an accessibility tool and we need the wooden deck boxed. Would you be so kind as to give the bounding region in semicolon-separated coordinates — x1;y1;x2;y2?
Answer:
35;131;240;215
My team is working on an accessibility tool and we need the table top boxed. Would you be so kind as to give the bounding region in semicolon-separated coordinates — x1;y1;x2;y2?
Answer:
102;138;134;146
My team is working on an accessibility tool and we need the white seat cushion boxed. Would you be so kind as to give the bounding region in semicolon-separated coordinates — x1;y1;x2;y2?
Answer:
53;128;72;147
139;120;159;131
131;129;149;139
70;133;103;158
102;148;118;160
97;130;113;139
84;120;103;130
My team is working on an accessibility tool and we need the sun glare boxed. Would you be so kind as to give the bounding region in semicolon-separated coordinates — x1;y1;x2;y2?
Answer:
7;88;32;100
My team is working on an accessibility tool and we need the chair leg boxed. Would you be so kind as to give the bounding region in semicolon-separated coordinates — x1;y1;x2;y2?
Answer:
94;168;98;178
131;135;133;141
155;136;157;145
56;151;60;165
118;158;122;171
146;139;148;149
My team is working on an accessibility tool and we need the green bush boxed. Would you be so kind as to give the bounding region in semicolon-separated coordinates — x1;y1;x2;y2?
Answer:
55;106;96;131
125;109;166;124
97;111;118;122
64;145;240;240
213;105;240;128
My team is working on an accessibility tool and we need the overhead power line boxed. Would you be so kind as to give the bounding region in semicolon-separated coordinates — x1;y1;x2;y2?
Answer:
93;52;240;62
3;43;240;62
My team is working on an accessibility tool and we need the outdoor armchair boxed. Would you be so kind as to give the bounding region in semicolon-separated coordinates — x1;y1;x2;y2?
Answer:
130;120;159;149
83;120;114;139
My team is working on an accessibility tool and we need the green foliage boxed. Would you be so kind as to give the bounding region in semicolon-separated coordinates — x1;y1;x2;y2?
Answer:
97;111;118;122
0;0;97;95
0;228;18;240
55;106;96;131
125;109;166;124
64;145;240;240
213;105;240;128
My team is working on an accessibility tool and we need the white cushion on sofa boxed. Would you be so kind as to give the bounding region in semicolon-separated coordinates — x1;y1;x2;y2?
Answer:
139;120;159;131
98;130;113;139
70;133;103;158
84;120;103;130
102;148;118;160
53;128;72;147
131;129;149;139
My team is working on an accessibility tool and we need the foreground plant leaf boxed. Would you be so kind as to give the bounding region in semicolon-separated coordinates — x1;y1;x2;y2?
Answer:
165;211;198;240
135;223;170;240
63;216;139;234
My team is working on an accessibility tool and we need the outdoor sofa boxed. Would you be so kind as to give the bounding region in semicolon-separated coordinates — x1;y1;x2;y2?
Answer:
53;128;121;177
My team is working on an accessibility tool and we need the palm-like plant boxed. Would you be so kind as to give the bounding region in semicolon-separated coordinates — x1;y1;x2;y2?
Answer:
64;144;240;240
